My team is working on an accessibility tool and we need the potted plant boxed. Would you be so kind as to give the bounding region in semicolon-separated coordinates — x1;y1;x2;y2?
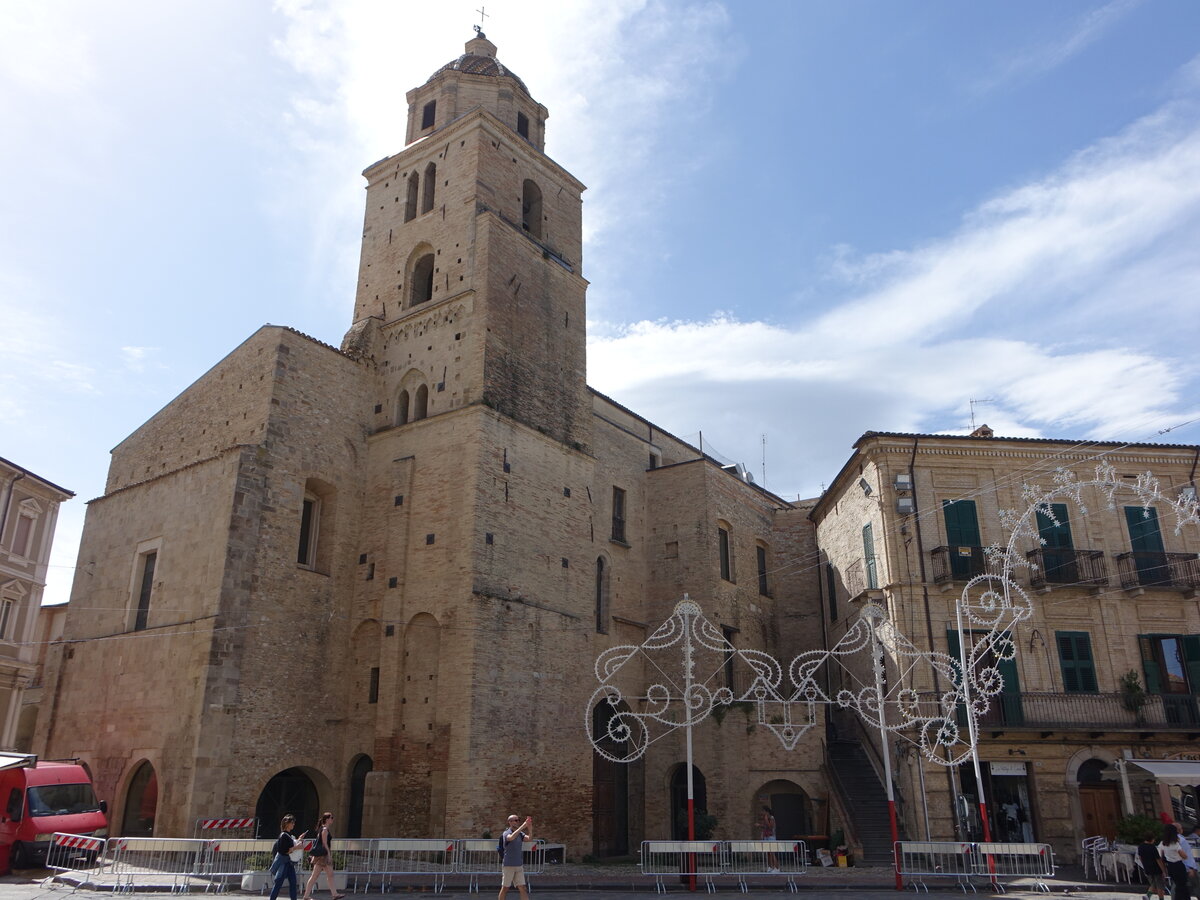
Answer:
1120;670;1148;723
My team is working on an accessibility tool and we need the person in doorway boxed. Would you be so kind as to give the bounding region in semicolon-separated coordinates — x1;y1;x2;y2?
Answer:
1138;831;1167;900
759;806;780;873
1159;824;1194;900
269;814;308;900
302;812;344;900
498;814;533;900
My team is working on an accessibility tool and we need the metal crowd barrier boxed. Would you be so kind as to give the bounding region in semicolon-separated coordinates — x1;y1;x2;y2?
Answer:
45;833;113;884
109;837;213;893
328;838;373;893
974;842;1055;893
193;816;258;840
640;841;725;894
725;841;808;893
200;838;278;892
374;839;454;893
896;841;1056;893
896;841;977;892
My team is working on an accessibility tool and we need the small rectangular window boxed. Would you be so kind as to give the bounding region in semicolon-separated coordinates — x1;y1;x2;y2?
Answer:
611;487;626;543
517;111;529;138
0;599;13;641
12;513;34;557
368;667;380;704
718;527;732;582
422;100;436;129
756;545;769;596
134;551;156;632
297;498;316;565
722;626;737;691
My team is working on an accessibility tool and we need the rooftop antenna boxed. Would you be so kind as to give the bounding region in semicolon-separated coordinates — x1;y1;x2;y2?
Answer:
969;398;995;431
475;6;489;31
761;434;767;488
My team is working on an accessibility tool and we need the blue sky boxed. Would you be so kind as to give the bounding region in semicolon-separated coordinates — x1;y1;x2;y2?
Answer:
3;0;1200;605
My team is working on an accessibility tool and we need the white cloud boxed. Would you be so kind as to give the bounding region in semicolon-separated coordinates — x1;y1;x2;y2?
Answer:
973;0;1144;93
588;64;1200;496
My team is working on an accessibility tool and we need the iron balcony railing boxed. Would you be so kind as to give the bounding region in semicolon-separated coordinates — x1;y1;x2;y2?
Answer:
930;545;993;583
1115;551;1200;592
1026;548;1108;589
845;557;880;599
915;690;1200;731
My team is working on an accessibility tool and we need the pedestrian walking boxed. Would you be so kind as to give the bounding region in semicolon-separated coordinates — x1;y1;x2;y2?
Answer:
302;812;344;900
498;813;533;900
268;815;307;900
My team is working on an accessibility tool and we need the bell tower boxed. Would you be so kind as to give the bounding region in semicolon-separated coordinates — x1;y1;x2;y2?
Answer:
344;30;590;450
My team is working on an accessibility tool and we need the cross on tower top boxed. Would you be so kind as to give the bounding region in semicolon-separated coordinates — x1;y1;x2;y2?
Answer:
475;6;489;27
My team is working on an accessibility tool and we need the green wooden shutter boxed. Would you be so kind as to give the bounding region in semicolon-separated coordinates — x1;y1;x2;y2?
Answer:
1036;504;1074;549
862;523;878;589
946;629;966;726
1140;635;1163;694
1125;506;1165;552
1056;631;1097;692
1182;635;1200;695
943;500;981;546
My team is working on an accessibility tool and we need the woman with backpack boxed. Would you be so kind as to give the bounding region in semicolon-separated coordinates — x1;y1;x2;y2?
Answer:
302;812;344;900
268;814;307;900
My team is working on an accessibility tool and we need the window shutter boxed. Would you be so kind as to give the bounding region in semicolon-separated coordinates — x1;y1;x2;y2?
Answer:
1182;635;1200;695
1057;631;1097;693
1140;635;1163;694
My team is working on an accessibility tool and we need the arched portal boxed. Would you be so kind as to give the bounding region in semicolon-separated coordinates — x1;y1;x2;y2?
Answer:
754;779;810;840
347;755;373;838
1076;757;1120;840
121;760;158;837
255;768;320;839
591;701;629;856
669;764;707;840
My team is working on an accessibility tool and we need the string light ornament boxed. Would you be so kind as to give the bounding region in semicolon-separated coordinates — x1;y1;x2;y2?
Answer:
586;463;1200;768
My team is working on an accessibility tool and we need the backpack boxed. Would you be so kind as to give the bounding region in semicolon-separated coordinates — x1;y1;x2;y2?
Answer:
497;833;505;860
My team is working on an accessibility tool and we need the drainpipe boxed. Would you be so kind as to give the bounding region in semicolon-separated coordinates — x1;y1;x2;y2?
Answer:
908;438;961;834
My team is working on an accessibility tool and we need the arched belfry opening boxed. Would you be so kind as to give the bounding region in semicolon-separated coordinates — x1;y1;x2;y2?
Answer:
405;171;419;222
522;179;542;239
422;163;436;214
411;254;435;306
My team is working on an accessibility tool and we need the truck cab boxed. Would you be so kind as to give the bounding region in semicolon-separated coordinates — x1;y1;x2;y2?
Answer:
0;755;107;869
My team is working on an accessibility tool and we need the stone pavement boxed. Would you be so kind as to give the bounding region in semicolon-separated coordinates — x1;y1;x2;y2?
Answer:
0;862;1154;899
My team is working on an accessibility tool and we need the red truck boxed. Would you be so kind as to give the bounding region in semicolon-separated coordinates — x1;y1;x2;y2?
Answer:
0;755;107;870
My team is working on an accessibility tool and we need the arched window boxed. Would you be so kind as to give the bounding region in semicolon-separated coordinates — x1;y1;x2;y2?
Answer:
414;384;429;420
405;171;419;223
422;162;436;213
411;254;434;306
396;389;410;426
595;557;610;634
522;179;542;239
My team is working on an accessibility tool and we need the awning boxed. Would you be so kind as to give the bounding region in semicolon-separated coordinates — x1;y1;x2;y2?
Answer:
1128;759;1200;786
0;752;36;772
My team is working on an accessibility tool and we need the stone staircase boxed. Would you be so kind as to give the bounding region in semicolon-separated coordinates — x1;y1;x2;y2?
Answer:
827;740;902;866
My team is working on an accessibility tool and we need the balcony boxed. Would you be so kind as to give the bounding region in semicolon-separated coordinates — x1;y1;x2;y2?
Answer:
1114;551;1200;593
917;690;1200;732
845;556;881;600
1026;548;1108;589
930;545;991;584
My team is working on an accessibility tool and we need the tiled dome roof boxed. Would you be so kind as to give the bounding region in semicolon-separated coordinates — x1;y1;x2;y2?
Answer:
426;33;529;95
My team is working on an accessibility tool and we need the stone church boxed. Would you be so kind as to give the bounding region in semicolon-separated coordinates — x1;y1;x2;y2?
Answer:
36;33;828;854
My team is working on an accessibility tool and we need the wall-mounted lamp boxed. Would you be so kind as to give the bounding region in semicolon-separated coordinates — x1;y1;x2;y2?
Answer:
859;477;873;497
1008;748;1027;756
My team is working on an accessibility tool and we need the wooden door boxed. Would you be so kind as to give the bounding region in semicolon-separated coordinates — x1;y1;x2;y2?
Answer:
1079;784;1120;839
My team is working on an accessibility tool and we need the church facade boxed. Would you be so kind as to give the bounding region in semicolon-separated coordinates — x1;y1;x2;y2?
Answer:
35;34;828;853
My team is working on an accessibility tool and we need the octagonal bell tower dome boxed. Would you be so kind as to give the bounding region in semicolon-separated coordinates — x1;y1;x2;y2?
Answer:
404;29;548;150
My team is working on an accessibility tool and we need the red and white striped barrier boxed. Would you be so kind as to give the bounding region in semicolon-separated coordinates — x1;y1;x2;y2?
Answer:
196;817;256;830
53;833;105;852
